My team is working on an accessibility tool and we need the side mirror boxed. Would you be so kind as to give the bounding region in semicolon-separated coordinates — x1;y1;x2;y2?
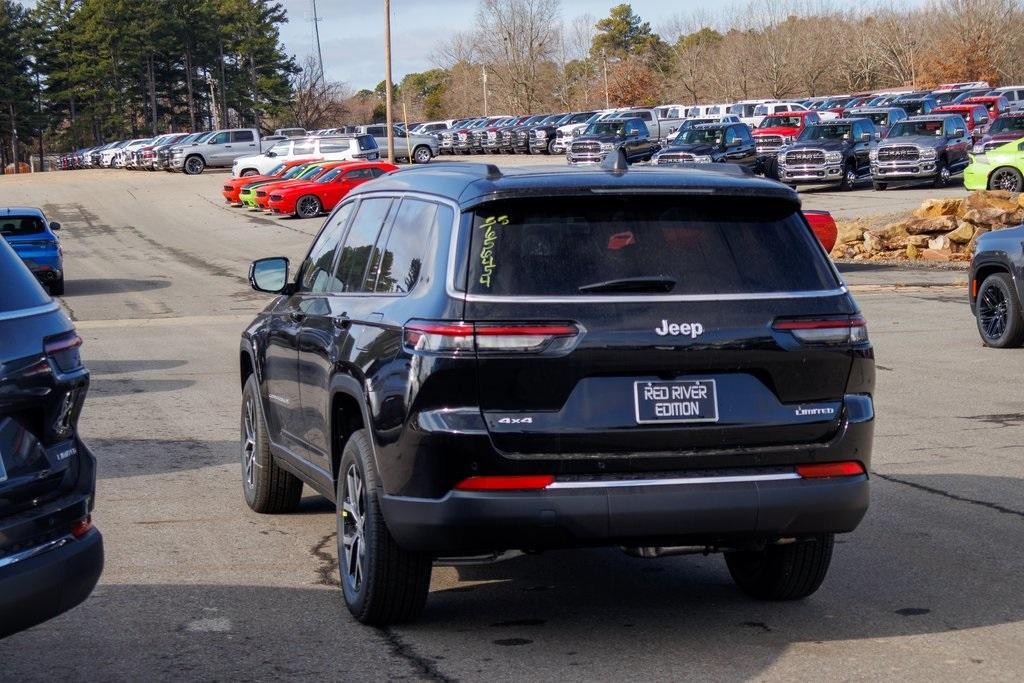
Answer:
49;221;61;231
266;151;277;158
953;128;966;138
250;257;290;294
874;132;881;141
981;117;990;125
860;132;872;142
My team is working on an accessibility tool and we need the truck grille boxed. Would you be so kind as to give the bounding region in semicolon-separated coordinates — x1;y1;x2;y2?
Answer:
571;142;601;155
655;152;695;163
755;135;785;152
784;150;825;165
877;146;920;161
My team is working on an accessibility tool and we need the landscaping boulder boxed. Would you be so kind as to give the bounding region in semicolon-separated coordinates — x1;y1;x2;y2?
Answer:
904;215;959;234
914;197;963;219
945;221;977;244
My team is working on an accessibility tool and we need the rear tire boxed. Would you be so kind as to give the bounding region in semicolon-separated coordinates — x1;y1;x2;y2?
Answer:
725;534;834;600
988;166;1024;192
241;375;303;513
50;275;65;296
241;169;259;177
337;430;432;625
976;272;1024;348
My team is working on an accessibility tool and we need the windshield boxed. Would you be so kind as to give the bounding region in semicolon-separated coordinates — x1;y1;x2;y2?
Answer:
733;104;759;117
673;128;725;146
586;121;627;136
0;215;46;237
862;112;891;126
317;168;343;183
903;101;931;116
798;124;853;141
269;142;291;155
989;117;1024;134
298;165;324;179
194;132;215;143
760;115;804;128
888;120;945;137
268;163;286;175
282;165;310;179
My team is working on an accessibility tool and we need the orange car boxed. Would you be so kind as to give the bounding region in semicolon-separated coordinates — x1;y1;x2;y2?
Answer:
253;160;353;211
220;158;319;206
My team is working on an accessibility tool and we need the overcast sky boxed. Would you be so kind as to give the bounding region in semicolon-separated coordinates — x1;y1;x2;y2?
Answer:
277;0;755;90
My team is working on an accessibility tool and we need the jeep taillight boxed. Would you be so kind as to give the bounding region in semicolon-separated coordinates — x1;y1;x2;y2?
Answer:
403;321;581;356
773;316;868;345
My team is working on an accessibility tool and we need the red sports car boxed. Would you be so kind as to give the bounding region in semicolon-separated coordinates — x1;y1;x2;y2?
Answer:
221;157;320;206
267;161;399;218
253;161;352;211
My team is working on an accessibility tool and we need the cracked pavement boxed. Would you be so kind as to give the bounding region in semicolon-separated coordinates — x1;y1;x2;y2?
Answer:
0;169;1022;681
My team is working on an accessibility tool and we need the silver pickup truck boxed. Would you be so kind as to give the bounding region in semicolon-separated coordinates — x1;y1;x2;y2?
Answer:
170;128;264;175
357;124;440;164
608;108;686;144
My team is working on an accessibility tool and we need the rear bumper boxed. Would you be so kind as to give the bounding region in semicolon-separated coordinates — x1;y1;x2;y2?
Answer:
0;528;103;637
381;473;868;555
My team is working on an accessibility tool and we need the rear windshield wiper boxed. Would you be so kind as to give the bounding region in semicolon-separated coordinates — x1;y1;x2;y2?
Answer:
578;276;677;293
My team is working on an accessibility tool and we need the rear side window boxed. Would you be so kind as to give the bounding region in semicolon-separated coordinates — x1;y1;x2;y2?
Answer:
0;238;51;312
358;136;378;151
0;215;46;236
467;197;837;297
318;140;349;153
371;199;446;294
231;131;254;142
334;198;393;293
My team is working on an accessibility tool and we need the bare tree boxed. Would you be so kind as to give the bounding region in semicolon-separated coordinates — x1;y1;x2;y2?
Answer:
283;56;351;130
474;0;562;112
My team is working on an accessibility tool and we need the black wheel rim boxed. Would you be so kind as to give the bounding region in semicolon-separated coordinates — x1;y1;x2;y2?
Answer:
979;284;1009;340
186;158;202;174
297;196;319;217
992;169;1020;192
340;464;367;592
242;397;257;488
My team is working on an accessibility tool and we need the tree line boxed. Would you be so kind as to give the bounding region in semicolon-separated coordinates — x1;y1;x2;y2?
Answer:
377;0;1024;122
0;0;297;167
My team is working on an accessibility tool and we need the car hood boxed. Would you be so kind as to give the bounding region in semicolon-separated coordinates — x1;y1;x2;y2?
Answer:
985;137;1024;155
788;139;850;152
755;126;801;137
983;132;1024;145
879;135;945;149
271;181;319;195
662;143;719;155
574;134;623;143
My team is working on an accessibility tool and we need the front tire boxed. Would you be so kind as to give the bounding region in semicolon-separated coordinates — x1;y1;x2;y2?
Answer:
241;375;303;513
241;168;259;177
976;272;1024;348
839;163;857;191
50;275;65;296
988;166;1024;192
725;534;834;600
184;155;205;175
412;145;432;164
295;194;322;218
932;159;950;188
337;430;432;625
872;181;887;191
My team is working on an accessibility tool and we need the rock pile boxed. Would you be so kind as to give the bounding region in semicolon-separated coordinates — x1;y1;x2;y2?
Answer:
831;191;1024;262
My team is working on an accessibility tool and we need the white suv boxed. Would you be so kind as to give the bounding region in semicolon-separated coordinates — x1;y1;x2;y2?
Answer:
231;135;379;177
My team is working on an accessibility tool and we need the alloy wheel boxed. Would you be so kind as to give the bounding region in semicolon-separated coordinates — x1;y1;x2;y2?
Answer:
414;146;432;164
979;284;1009;341
845;168;857;188
340;464;368;592
990;167;1023;192
296;196;321;218
185;157;203;175
242;397;257;488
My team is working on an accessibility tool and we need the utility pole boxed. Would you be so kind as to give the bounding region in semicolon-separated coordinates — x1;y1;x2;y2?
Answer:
602;50;610;109
312;0;325;83
482;65;488;116
10;103;18;174
384;0;394;164
35;66;44;172
207;74;221;130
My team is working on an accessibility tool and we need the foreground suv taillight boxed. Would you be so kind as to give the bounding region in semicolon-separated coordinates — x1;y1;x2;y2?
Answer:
403;321;581;356
44;332;84;373
773;316;868;345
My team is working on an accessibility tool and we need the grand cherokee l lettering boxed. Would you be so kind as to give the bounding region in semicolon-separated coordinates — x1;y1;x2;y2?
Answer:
240;161;874;625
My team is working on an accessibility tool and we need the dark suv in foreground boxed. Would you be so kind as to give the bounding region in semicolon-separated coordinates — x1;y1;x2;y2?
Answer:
241;161;875;624
0;238;102;637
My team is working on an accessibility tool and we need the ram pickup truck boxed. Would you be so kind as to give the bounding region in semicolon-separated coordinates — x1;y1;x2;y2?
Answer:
358;124;439;163
932;104;991;140
870;114;970;190
776;118;879;190
567;117;658;165
652;122;757;170
744;101;809;127
973;112;1024;153
839;107;906;137
170;128;264;175
609;109;685;143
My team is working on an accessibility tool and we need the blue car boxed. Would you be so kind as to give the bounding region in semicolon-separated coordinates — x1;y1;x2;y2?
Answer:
1;207;64;294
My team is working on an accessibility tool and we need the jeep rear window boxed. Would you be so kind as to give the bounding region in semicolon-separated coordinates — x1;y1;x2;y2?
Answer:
467;197;837;296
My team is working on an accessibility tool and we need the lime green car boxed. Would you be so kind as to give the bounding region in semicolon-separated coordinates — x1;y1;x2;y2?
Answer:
965;137;1024;192
239;162;325;209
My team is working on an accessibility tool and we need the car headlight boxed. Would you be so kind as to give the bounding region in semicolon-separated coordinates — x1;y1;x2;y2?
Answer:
535;130;547;138
692;155;712;163
869;149;878;161
825;151;842;163
600;143;615;151
918;147;937;160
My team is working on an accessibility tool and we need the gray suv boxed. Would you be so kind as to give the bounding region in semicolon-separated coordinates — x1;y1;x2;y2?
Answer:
358;125;439;164
870;114;970;190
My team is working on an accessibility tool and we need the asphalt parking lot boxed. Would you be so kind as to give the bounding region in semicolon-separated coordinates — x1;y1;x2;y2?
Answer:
1;167;1023;681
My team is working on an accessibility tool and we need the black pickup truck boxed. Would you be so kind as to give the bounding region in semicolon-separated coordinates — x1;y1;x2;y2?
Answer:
652;122;757;169
776;119;878;190
567;118;659;165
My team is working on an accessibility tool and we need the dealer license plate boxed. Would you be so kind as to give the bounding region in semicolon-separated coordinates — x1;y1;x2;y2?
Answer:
634;380;719;424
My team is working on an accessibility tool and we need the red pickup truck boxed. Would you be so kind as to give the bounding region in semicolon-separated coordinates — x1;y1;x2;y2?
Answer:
754;110;822;177
960;95;1010;121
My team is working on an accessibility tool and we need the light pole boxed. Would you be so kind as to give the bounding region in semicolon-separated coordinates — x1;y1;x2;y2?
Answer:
602;50;610;109
482;65;488;117
384;0;394;164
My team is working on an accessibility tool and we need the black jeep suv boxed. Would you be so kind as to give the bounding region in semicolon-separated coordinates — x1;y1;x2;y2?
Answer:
240;161;874;624
0;238;102;637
